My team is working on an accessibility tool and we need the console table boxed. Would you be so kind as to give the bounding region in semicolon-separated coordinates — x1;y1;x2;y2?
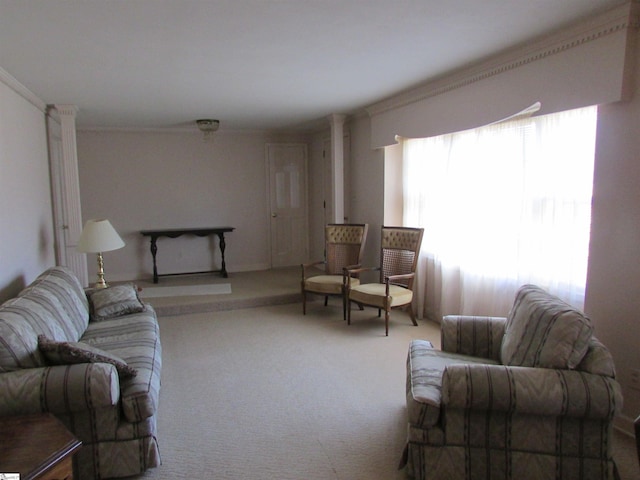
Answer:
141;227;234;283
0;413;82;480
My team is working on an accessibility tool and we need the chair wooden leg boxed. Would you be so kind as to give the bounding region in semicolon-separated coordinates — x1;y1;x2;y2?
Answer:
347;297;352;325
385;309;389;336
634;415;640;468
302;287;306;315
324;295;328;306
342;292;347;321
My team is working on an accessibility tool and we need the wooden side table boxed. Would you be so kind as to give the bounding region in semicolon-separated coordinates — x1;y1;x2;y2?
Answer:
0;413;82;480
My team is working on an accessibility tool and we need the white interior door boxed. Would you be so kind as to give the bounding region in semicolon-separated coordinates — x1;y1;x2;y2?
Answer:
267;143;308;267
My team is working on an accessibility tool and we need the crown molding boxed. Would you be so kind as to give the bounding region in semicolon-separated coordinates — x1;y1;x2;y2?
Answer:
76;125;315;137
0;66;47;113
366;3;639;117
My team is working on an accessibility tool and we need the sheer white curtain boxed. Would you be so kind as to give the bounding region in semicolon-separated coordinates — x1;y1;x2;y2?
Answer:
403;106;597;320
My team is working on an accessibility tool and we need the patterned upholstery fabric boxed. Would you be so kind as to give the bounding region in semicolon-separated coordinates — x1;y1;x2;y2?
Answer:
501;284;593;369
82;309;161;423
403;285;623;480
0;266;161;479
440;315;506;362
578;337;617;377
0;267;90;372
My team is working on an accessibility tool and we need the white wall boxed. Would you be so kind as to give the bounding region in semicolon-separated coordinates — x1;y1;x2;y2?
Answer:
76;129;310;281
586;68;640;432
307;131;328;263
347;113;384;283
0;74;55;303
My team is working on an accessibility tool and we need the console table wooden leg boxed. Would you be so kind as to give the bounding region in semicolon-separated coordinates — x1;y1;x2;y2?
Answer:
218;232;228;278
150;237;159;283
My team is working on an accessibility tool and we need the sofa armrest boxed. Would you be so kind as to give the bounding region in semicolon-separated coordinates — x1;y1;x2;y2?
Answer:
0;363;120;417
441;315;506;361
442;363;622;420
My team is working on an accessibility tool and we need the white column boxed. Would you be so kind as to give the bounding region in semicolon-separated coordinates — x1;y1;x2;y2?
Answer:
52;104;88;286
328;114;346;223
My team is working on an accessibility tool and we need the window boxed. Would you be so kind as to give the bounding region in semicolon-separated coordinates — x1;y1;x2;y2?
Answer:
403;106;597;319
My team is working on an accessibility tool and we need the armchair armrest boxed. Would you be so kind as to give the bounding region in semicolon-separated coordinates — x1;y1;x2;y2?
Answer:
385;272;414;285
301;260;326;280
344;265;380;285
442;363;622;420
441;315;506;362
0;363;120;417
344;266;380;276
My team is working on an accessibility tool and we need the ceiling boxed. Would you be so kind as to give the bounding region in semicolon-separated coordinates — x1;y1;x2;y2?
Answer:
0;0;627;131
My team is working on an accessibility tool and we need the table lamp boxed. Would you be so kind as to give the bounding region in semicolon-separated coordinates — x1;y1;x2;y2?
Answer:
77;219;125;288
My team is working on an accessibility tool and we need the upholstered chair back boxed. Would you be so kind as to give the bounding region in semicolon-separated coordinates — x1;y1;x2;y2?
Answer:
379;227;424;287
325;224;368;275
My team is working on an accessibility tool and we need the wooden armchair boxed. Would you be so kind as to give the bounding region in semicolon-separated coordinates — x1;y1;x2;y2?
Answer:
301;223;368;319
345;226;424;336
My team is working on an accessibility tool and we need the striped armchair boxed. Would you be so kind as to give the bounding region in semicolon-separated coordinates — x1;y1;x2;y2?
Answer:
403;285;623;480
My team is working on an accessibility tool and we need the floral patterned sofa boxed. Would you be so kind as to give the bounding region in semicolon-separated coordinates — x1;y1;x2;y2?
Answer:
402;284;623;480
0;266;161;479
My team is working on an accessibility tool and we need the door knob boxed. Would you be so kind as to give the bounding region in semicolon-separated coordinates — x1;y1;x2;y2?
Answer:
271;213;278;218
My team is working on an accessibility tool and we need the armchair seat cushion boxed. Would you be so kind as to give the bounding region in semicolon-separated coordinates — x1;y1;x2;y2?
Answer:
407;339;498;429
304;275;359;295
349;283;413;308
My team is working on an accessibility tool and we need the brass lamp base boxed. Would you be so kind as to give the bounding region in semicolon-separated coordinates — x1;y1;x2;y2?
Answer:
93;252;109;289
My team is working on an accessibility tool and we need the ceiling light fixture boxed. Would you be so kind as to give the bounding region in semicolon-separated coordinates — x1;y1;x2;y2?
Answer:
196;119;220;141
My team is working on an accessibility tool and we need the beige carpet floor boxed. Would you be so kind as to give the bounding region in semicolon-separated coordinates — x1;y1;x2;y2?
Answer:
132;301;441;479
128;269;639;480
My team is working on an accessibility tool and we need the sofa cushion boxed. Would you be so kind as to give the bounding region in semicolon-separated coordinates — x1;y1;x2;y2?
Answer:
88;284;145;321
81;306;161;423
501;285;593;369
22;266;90;340
0;303;47;371
38;335;138;378
0;266;92;372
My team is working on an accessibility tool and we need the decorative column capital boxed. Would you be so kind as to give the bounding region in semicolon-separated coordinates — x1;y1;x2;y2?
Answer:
328;113;346;126
52;104;79;118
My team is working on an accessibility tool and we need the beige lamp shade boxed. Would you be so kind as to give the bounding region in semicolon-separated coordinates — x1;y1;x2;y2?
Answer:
77;219;124;289
77;219;125;253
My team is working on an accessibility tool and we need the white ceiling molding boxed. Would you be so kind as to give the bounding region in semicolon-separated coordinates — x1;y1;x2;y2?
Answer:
0;66;47;113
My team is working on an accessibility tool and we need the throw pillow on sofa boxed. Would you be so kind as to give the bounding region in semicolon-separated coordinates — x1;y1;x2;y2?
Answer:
38;334;138;378
87;284;145;321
